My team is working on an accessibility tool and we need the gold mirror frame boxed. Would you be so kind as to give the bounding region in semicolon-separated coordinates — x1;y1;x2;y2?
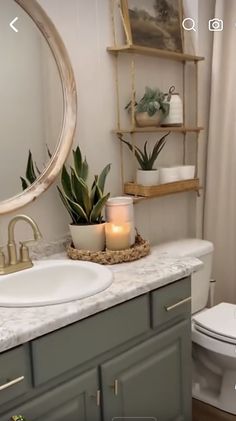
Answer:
0;0;77;215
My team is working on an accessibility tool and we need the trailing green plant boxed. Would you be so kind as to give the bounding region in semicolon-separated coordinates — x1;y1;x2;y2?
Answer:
125;86;169;117
57;146;111;225
20;146;52;190
118;132;170;170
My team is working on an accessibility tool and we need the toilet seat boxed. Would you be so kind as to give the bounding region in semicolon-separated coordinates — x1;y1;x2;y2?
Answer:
192;302;236;345
195;324;236;345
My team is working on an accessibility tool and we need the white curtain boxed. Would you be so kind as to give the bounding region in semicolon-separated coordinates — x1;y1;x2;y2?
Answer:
204;0;236;304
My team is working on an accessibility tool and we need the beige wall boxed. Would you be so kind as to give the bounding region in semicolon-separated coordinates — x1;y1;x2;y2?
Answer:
0;0;213;247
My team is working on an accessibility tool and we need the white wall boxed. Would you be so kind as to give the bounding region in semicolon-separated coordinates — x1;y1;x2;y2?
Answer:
0;0;213;248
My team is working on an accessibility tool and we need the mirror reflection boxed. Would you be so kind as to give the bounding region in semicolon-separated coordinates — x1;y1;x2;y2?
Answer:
0;0;63;201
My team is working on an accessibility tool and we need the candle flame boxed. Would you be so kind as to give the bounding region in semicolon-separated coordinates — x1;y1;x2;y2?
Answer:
111;224;123;233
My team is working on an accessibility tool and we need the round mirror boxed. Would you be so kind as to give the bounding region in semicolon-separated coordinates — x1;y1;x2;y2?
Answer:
0;0;76;214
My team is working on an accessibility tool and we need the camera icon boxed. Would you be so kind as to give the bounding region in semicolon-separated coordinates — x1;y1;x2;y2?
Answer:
208;18;223;31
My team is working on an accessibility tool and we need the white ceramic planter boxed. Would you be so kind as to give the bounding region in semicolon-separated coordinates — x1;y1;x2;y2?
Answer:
159;167;179;184
177;165;195;180
136;169;159;186
135;111;164;127
69;223;105;251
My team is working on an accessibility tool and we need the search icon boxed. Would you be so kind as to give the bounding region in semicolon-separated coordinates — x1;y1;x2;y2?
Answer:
182;17;196;32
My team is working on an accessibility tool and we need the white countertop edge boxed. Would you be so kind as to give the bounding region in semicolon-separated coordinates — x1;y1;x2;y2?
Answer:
0;249;202;353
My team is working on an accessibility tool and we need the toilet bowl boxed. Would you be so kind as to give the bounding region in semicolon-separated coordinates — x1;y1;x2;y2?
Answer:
155;239;236;415
192;303;236;414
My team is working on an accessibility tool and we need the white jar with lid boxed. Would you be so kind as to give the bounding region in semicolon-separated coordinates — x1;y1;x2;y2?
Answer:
162;86;183;126
105;196;135;245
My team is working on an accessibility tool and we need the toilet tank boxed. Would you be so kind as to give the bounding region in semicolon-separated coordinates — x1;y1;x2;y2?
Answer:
154;239;214;314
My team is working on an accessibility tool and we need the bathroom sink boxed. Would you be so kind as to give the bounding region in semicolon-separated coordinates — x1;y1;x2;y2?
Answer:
0;260;113;307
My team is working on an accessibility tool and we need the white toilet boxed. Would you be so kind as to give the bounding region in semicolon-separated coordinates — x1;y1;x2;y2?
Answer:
155;238;236;415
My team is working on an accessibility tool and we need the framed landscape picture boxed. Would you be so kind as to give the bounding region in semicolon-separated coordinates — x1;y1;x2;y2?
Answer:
121;0;183;53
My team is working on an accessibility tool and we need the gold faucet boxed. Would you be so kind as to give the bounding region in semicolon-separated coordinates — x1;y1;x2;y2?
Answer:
0;215;42;275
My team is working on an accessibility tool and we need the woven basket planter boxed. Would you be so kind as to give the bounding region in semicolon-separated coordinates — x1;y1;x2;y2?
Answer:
67;233;150;265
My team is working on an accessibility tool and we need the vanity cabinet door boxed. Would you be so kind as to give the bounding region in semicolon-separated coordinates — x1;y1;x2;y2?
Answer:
1;369;100;421
101;319;191;421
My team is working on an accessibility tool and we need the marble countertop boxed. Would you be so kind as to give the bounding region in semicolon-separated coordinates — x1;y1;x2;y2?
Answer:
0;247;202;353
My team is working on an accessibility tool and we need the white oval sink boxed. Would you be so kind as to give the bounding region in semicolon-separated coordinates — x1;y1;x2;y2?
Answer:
0;260;113;307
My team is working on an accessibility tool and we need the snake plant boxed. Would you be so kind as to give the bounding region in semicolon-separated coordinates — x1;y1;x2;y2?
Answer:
57;146;111;225
118;132;170;170
20;147;52;190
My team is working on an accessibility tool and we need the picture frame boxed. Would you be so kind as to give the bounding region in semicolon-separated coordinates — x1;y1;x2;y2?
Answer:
120;0;184;53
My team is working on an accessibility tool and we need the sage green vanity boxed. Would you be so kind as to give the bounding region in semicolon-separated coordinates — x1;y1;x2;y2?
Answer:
0;276;191;421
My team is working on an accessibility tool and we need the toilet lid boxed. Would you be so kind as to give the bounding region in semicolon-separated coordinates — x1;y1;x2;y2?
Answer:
192;303;236;344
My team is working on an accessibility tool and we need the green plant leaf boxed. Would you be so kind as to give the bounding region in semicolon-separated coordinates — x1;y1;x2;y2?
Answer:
57;186;78;224
71;168;83;206
90;192;110;223
143;141;149;162
73;146;82;178
97;163;111;193
149;132;170;169
34;161;41;176
90;176;102;205
71;171;91;217
81;157;89;181
66;195;89;222
118;135;146;170
61;165;75;201
26;150;37;184
20;177;28;190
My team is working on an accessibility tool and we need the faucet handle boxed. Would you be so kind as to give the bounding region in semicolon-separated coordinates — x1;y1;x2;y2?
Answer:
19;240;36;263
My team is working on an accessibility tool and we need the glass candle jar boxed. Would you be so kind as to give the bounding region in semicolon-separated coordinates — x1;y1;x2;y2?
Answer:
105;196;135;245
105;222;131;251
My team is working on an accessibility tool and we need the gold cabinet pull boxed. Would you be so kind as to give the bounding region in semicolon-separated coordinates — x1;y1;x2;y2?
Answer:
165;296;191;312
90;389;101;407
110;379;118;396
0;376;24;391
96;390;101;407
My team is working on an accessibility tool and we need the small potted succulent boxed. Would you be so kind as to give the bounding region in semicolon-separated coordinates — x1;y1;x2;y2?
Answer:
119;133;169;186
125;87;169;127
58;146;111;251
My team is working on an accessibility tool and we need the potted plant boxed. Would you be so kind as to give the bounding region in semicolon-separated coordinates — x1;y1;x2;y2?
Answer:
58;146;111;251
119;133;169;186
125;87;169;127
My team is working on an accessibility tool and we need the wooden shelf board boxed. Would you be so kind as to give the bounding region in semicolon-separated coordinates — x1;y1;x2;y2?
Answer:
107;45;205;62
124;179;200;202
114;126;204;134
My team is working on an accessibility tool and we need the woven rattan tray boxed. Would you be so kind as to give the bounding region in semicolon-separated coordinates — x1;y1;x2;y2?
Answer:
67;233;150;265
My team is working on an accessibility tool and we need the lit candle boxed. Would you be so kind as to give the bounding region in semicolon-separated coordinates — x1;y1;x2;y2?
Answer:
105;197;135;245
105;222;131;251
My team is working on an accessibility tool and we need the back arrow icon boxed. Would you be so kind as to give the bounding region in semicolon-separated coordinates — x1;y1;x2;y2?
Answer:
10;17;19;33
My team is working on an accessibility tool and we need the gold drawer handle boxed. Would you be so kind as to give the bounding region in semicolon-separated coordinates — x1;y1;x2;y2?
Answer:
90;390;101;407
0;376;24;391
165;296;191;312
110;379;118;396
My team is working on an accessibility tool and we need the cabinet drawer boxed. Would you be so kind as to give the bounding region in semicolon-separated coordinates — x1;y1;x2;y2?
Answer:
1;368;99;421
31;295;149;386
0;345;31;407
151;277;191;329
